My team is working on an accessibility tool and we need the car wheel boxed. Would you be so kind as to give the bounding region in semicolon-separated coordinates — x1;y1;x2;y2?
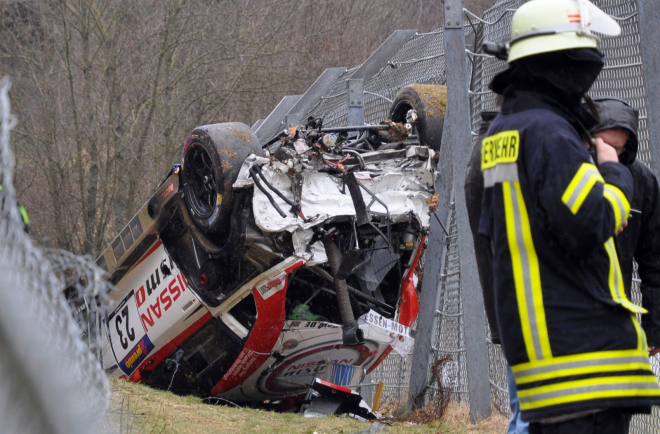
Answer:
389;84;446;151
180;122;261;242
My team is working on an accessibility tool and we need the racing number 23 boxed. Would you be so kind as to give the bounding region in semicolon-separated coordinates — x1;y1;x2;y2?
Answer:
115;305;136;350
108;289;148;366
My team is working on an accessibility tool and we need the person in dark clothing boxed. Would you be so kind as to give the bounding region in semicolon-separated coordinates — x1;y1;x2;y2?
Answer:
0;184;29;233
479;0;660;432
466;102;530;434
590;97;660;357
465;109;500;346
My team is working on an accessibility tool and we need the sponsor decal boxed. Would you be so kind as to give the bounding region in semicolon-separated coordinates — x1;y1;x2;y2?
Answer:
283;339;298;350
137;274;187;333
108;250;196;376
133;258;188;333
280;357;357;379
160;182;175;200
286;320;340;329
361;310;411;337
256;271;287;300
262;343;379;395
223;349;263;381
107;290;153;376
120;335;154;373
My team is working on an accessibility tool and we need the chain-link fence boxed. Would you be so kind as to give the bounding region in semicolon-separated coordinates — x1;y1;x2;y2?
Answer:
0;77;113;434
286;0;660;430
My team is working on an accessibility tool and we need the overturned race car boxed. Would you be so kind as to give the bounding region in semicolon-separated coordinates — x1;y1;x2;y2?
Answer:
93;85;446;409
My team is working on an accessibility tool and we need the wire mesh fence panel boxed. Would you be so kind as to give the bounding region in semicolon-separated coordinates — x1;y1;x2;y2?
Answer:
363;31;447;124
0;77;112;434
429;203;470;404
293;0;660;427
368;351;415;414
307;66;359;127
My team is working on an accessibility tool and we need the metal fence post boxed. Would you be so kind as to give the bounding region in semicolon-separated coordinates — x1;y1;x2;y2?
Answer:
410;0;491;422
409;117;454;409
346;30;417;126
443;0;491;422
637;0;660;178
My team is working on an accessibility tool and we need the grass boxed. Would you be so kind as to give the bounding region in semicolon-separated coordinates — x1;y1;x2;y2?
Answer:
103;379;507;434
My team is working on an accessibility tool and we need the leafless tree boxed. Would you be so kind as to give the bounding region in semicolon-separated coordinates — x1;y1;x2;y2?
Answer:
0;0;491;256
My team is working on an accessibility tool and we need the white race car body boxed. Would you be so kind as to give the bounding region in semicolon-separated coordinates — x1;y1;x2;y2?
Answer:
94;119;434;401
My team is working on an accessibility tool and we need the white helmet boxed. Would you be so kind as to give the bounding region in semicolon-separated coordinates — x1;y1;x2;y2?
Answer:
508;0;620;63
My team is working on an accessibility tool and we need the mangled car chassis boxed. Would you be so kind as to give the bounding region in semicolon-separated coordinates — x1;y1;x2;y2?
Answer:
93;85;444;413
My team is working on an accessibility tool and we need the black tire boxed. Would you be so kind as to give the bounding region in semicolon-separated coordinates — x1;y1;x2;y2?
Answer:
180;122;261;241
389;84;446;151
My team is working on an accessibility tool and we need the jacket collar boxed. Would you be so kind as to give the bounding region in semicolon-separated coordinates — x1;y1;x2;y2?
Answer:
502;90;598;143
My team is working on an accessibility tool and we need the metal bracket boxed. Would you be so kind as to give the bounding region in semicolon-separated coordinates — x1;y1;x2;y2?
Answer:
348;79;364;108
347;79;365;127
444;0;464;29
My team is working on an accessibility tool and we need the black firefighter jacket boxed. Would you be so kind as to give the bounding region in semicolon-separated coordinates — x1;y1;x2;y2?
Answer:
478;91;660;421
465;111;500;345
618;160;660;346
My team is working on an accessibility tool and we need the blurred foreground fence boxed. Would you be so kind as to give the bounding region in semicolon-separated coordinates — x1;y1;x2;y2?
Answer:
0;77;112;433
255;0;660;431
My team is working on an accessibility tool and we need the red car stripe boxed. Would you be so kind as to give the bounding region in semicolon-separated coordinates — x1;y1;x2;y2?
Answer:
211;260;305;395
316;378;354;394
398;236;425;327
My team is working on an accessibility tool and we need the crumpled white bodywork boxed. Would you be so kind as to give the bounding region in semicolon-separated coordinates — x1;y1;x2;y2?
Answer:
233;147;436;263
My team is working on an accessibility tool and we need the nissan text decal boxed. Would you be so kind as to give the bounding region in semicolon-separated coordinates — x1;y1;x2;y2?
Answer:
134;258;189;333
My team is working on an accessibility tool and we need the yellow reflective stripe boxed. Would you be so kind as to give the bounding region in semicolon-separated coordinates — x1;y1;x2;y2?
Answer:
631;313;648;352
604;238;646;314
512;349;652;382
603;183;630;232
517;181;552;361
513;349;648;371
503;182;534;360
515;361;652;384
603;189;622;231
503;181;552;361
518;375;660;410
561;163;603;214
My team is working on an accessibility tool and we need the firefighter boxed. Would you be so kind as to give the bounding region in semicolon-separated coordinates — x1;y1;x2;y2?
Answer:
479;0;660;432
590;97;660;357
